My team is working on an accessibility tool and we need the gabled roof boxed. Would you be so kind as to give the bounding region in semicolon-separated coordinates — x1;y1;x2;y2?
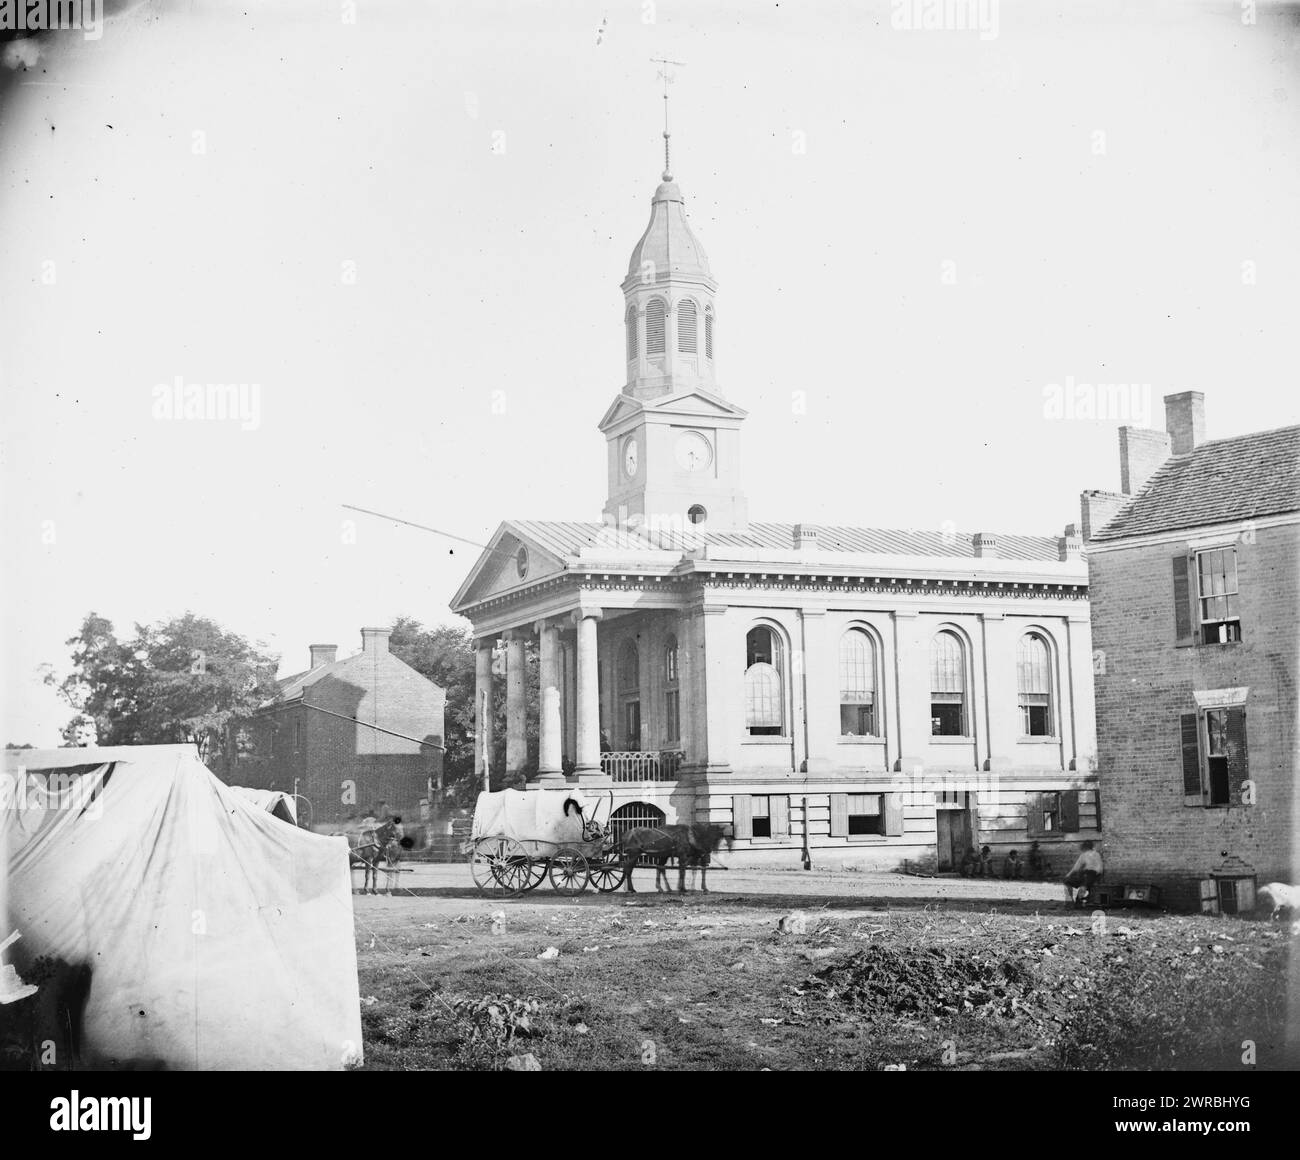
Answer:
1092;425;1300;542
508;520;1064;562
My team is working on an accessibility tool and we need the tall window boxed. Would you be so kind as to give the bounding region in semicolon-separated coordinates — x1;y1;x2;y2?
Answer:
1196;548;1241;643
1204;708;1231;806
618;641;640;750
677;299;698;353
751;795;772;838
645;298;666;355
930;631;967;737
839;629;877;736
664;636;680;745
745;625;784;736
705;308;714;359
1017;633;1054;736
625;305;638;361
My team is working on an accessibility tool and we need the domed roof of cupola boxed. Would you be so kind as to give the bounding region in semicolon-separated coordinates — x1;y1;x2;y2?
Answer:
626;172;712;283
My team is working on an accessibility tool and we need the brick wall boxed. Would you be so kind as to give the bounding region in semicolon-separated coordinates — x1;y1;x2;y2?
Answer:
1090;521;1299;908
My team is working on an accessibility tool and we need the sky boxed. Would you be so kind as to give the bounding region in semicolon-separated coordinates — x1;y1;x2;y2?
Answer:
2;0;1298;745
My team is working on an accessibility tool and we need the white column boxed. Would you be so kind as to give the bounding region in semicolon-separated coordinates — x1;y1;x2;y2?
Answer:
893;610;928;774
474;639;495;791
535;619;564;783
981;612;1018;772
799;608;835;774
696;604;733;775
561;635;577;770
505;629;527;778
572;609;610;784
1065;613;1097;771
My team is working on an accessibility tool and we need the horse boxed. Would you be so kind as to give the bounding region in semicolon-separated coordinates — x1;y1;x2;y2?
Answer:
339;818;412;894
616;823;733;893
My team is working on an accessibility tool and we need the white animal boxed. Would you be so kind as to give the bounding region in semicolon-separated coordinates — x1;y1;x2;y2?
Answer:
1256;882;1298;920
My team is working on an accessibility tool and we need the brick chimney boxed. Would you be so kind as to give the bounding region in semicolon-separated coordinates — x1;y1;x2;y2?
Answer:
1164;391;1205;456
1118;425;1171;494
360;627;391;656
1057;523;1083;561
309;644;337;668
973;532;998;558
1079;490;1126;541
792;523;820;551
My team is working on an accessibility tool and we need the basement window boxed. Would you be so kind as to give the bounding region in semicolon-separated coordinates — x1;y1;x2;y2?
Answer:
847;793;884;836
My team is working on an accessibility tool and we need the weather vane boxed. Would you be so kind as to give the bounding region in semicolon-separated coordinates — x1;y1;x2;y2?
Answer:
650;57;685;180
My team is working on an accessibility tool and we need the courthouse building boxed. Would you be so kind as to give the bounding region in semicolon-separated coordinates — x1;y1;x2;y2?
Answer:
450;151;1101;869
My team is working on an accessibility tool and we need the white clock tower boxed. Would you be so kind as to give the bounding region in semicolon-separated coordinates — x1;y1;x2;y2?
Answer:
599;134;748;535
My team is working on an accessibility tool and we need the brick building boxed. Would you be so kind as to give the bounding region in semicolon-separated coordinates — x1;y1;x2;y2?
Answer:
234;627;446;832
449;152;1102;872
1084;394;1299;911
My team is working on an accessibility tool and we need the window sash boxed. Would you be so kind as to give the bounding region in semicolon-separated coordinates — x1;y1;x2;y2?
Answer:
745;662;783;728
930;634;965;693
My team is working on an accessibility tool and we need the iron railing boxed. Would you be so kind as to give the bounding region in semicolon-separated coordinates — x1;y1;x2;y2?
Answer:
600;750;684;782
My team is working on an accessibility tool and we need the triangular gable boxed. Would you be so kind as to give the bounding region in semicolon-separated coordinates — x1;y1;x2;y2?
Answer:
598;388;747;434
450;522;572;613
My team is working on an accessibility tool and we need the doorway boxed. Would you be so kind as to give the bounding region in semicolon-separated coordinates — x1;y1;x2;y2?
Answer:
936;808;973;872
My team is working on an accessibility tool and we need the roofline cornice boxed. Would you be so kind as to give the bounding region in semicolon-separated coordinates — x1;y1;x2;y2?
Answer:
1087;509;1300;553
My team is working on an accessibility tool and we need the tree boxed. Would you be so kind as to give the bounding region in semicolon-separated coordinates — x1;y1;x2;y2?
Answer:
388;616;539;804
49;611;280;774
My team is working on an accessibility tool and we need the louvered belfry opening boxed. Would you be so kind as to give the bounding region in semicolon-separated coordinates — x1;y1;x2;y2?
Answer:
625;305;638;361
645;298;666;355
704;309;713;359
677;299;697;353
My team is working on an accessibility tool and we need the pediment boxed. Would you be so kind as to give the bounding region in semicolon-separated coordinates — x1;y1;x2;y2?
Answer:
645;388;748;420
450;523;570;613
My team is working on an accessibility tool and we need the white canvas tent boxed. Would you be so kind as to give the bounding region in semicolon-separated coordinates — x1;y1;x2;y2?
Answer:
0;745;362;1070
226;785;298;825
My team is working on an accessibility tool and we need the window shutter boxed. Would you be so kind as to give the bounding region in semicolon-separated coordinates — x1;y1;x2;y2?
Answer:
1025;792;1043;837
770;795;790;838
883;793;904;836
1226;705;1249;807
1181;712;1203;806
732;795;753;841
829;794;848;837
1060;789;1080;832
1173;553;1194;646
1094;788;1102;832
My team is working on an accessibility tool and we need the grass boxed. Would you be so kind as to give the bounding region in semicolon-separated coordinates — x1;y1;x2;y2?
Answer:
352;893;1295;1071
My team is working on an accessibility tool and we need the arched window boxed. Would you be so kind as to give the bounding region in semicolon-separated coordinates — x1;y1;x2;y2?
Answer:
664;635;680;744
705;308;714;359
625;305;638;362
745;625;785;736
839;629;877;736
1017;633;1054;736
677;299;698;353
645;298;666;355
930;631;967;737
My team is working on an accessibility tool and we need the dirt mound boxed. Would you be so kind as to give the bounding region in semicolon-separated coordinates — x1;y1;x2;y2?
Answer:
807;944;1037;1019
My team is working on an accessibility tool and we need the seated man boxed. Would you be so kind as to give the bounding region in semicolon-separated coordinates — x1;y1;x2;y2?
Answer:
1003;848;1024;880
1063;841;1103;907
978;845;993;878
959;847;980;878
1026;840;1049;880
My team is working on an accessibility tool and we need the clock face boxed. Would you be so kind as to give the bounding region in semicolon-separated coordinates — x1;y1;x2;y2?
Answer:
623;438;638;477
674;430;713;472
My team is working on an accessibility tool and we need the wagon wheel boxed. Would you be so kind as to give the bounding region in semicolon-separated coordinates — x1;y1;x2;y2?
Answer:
469;836;531;898
588;848;627;893
520;858;549;892
547;850;590;896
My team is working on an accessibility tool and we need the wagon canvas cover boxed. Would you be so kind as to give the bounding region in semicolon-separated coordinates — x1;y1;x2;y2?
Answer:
0;745;362;1070
471;788;596;847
